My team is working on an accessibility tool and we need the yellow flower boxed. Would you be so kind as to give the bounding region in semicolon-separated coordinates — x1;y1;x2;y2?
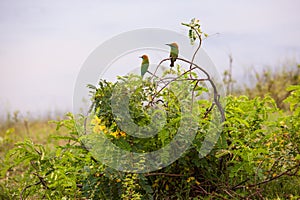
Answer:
165;184;169;190
119;131;126;137
110;131;119;138
103;129;108;134
93;124;107;133
109;130;126;138
91;115;101;125
187;177;195;183
116;179;121;183
99;125;106;131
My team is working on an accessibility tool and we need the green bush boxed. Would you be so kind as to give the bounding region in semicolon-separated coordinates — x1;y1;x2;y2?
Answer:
1;19;299;199
1;79;299;199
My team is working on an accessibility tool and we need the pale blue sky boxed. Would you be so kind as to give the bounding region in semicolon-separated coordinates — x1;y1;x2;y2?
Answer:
0;0;299;118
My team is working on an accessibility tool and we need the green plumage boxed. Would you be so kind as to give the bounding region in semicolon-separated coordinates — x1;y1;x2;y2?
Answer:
140;55;149;78
166;43;179;67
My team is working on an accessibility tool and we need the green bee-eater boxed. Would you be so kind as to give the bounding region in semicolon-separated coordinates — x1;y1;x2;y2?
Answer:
140;55;149;77
166;42;179;67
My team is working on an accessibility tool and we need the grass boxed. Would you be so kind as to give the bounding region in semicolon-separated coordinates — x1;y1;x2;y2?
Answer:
0;114;67;158
0;113;70;199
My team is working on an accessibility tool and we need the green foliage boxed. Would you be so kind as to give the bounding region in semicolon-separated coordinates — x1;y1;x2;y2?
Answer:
182;18;208;45
241;63;300;110
2;76;300;199
1;19;300;199
285;84;300;115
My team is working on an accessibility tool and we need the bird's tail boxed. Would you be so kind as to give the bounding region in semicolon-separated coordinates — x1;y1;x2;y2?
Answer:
170;60;174;67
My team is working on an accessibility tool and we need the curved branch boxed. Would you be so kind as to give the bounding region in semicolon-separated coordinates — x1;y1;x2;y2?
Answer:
190;26;202;72
233;162;300;190
152;58;170;79
176;58;225;122
149;57;225;122
148;64;198;105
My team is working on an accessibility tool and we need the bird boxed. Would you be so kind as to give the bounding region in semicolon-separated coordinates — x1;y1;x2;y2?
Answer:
166;42;179;67
140;55;149;78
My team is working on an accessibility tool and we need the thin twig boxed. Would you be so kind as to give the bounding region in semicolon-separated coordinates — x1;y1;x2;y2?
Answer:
152;58;170;79
191;80;200;111
148;65;198;105
254;159;265;186
231;178;250;190
223;189;235;199
189;26;202;73
234;163;300;189
20;181;41;200
176;58;226;122
150;57;225;122
144;172;185;177
30;161;49;189
204;103;215;118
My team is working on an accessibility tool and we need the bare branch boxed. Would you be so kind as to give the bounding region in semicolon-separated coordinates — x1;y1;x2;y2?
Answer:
144;172;184;177
233;162;300;189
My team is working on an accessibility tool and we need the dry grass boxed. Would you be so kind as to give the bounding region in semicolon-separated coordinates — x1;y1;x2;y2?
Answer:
0;114;68;158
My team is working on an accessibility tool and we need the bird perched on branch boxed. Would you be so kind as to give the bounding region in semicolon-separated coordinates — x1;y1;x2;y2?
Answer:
166;42;179;67
140;55;149;78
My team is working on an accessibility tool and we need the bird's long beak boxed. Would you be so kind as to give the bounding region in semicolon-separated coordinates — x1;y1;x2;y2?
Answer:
165;44;171;46
139;56;143;58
